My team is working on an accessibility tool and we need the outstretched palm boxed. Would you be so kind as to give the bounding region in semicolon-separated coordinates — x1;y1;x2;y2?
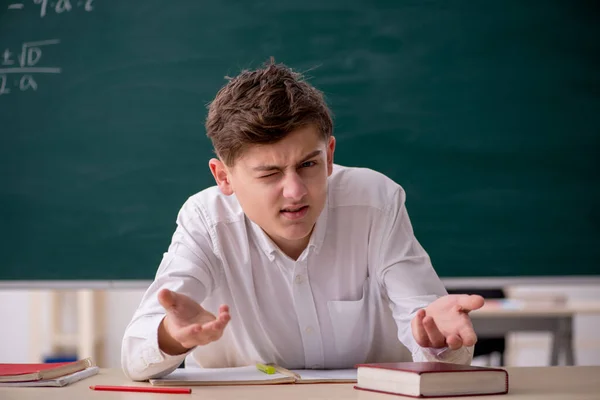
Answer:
411;294;484;350
158;289;230;353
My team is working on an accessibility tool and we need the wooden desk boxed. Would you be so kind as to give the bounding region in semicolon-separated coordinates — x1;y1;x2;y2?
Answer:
1;366;599;399
470;300;600;366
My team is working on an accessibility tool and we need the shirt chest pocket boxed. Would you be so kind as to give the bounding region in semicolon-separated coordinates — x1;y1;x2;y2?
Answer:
327;279;374;366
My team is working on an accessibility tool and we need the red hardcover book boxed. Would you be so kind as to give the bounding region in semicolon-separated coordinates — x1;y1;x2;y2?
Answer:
354;362;509;398
0;358;94;383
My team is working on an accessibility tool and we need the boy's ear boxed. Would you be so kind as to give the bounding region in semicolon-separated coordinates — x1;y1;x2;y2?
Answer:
209;158;234;195
326;136;336;176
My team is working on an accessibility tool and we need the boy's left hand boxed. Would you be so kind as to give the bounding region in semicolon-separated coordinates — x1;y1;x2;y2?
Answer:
411;294;485;350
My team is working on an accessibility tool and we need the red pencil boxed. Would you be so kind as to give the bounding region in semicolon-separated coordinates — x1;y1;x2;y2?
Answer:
89;385;191;394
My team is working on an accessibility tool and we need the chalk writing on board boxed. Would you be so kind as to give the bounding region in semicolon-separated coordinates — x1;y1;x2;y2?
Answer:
0;39;60;96
7;0;93;18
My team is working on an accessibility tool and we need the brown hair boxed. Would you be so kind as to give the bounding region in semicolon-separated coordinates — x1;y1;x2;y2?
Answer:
205;59;333;166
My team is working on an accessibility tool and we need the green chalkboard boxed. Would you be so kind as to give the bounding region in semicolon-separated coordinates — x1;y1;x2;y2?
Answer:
1;1;599;280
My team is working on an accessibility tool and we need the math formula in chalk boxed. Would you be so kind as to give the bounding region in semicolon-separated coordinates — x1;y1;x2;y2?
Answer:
0;40;61;96
7;0;94;18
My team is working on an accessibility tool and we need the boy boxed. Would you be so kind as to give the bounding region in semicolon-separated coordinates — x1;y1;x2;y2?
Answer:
121;60;483;381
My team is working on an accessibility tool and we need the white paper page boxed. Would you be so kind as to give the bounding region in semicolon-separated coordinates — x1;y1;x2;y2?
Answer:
291;369;357;381
154;366;287;382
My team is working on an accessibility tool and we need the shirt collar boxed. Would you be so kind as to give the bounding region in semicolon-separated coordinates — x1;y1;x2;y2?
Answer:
248;196;329;261
248;217;279;261
307;195;328;255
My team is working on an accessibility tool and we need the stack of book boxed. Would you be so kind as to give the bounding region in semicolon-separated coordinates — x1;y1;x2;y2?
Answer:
0;357;98;387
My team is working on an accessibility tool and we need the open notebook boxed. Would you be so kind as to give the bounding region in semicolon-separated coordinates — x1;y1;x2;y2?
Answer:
150;365;357;386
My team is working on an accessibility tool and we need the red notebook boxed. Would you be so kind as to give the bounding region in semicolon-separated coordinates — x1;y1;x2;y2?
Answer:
354;362;509;398
0;358;95;383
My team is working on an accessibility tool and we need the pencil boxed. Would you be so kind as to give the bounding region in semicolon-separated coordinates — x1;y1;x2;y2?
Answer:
89;385;191;394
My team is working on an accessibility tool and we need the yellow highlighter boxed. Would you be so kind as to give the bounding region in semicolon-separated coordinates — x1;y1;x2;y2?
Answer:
256;363;276;374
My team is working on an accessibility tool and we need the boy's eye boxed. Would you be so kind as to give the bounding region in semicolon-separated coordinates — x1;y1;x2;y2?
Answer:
300;161;316;168
260;172;277;179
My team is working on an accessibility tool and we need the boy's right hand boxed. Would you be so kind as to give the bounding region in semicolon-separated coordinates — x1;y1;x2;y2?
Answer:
157;288;231;355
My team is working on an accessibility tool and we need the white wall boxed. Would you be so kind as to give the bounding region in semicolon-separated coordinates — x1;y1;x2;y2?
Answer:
0;284;599;367
0;289;145;366
0;291;31;362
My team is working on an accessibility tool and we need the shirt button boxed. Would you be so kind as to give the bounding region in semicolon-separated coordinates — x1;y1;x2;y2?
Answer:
294;274;304;284
305;326;313;335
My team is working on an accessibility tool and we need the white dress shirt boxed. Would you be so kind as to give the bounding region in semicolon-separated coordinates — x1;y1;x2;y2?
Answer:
121;164;472;381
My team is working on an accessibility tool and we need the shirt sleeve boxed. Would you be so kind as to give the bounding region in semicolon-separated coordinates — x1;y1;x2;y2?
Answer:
372;186;473;365
121;199;223;381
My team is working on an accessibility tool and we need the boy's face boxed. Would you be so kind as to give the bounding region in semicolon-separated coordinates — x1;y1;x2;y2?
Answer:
210;125;335;256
